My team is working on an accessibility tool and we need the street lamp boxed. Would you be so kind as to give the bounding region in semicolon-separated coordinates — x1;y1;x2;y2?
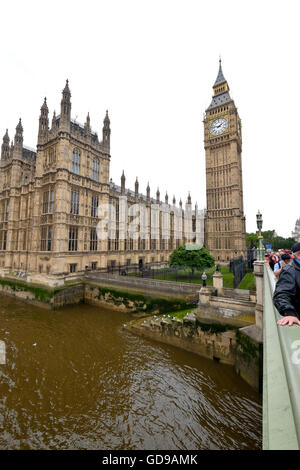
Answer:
256;210;265;261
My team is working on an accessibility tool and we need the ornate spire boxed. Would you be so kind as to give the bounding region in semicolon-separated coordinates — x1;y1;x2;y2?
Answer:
214;58;226;87
156;187;160;203
146;182;150;201
135;177;139;197
104;110;110;126
38;97;49;143
187;192;191;204
1;129;10;160
165;192;168;204
173;195;176;205
63;79;71;97
3;129;9;143
121;170;125;194
179;198;182;208
14;118;23;148
207;59;232;111
52;110;56;130
84;112;91;136
60;79;71;131
102;110;111;150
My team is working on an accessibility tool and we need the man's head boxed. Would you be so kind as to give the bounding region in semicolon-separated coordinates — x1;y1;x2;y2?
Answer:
291;242;300;260
281;253;291;265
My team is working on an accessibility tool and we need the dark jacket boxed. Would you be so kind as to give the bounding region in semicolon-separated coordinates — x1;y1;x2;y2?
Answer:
273;259;300;318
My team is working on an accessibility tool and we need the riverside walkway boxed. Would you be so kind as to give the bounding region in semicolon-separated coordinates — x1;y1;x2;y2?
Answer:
263;265;300;449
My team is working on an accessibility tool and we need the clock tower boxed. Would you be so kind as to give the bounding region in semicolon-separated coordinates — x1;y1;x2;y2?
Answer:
204;60;246;263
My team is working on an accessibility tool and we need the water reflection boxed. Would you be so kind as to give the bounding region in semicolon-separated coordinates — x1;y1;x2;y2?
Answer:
0;295;261;449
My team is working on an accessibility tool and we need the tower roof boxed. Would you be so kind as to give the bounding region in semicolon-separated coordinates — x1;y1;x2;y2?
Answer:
63;79;71;95
214;59;226;87
206;59;233;111
41;97;48;110
3;129;9;143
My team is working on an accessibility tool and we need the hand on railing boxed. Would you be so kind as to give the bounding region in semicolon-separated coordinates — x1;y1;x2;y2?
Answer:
277;316;300;327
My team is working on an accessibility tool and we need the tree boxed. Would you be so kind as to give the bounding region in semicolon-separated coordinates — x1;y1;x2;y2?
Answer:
169;245;215;276
272;236;296;251
246;233;258;248
246;230;296;251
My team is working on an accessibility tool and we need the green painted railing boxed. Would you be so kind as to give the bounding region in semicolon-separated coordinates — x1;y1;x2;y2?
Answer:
263;265;300;449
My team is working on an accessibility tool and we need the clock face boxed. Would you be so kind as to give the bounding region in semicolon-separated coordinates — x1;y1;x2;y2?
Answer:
210;117;228;135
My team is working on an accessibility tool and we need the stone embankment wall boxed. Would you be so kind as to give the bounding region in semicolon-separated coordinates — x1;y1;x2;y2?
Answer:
84;283;194;314
127;313;262;392
85;273;200;300
0;277;194;313
128;315;237;365
0;276;261;391
0;278;85;310
52;284;85;309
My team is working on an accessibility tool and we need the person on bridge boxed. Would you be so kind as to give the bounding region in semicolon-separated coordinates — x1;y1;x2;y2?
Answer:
274;253;292;278
273;242;300;326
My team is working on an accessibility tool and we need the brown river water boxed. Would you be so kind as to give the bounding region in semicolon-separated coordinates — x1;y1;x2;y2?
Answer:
0;294;262;450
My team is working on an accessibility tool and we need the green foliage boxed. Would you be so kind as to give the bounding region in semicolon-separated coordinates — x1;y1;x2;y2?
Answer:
196;321;237;334
238;272;256;291
94;285;193;314
271;236;296;251
0;279;54;303
219;266;235;288
246;233;259;248
163;308;195;321
246;230;296;251
261;230;277;244
236;330;259;364
169;245;215;274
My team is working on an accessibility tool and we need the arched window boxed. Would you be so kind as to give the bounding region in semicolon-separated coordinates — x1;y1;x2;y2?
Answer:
92;159;100;182
72;149;81;175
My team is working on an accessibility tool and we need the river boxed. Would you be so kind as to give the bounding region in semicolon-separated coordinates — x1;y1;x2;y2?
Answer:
0;294;261;450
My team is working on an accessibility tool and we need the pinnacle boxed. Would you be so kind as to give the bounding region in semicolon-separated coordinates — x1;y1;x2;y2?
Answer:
3;129;9;143
213;58;226;87
63;79;71;95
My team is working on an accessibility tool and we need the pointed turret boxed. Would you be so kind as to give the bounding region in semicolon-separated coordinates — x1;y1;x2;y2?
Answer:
14;119;23;150
38;97;49;144
51;110;56;130
214;58;226;87
135;177;139;198
172;195;176;206
165;192;168;204
187;192;191;205
84;112;91;137
102;110;111;151
206;59;232;111
60;79;71;132
1;129;10;160
146;182;150;201
121;170;125;195
156;188;160;204
179;198;182;209
10;140;14;158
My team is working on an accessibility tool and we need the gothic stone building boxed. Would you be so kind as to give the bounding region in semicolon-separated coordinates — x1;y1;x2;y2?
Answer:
204;60;247;263
0;81;196;275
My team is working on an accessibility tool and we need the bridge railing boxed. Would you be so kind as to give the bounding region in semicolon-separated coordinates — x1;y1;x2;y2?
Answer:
263;265;300;449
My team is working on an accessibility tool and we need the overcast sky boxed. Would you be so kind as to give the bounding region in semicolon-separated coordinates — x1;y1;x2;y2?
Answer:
0;0;298;237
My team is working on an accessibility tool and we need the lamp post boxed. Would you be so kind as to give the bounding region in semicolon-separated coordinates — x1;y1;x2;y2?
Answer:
256;210;265;261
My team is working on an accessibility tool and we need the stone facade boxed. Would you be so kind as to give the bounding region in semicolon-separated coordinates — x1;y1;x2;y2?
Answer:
0;81;195;275
204;60;247;263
